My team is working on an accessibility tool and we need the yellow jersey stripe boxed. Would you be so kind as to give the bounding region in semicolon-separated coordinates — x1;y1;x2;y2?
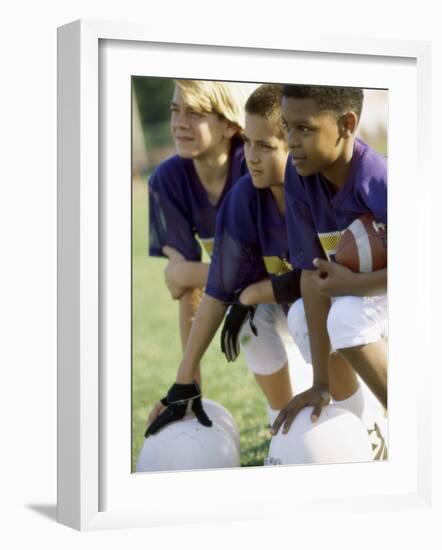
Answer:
318;231;343;261
263;256;293;275
199;237;214;257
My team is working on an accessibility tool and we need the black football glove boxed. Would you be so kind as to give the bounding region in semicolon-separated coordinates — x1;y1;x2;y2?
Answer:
220;303;258;362
145;381;212;437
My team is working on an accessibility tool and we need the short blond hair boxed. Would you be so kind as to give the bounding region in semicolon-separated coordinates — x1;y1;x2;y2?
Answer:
174;79;251;132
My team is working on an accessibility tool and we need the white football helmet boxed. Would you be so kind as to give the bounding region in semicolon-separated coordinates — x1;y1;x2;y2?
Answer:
196;399;240;452
136;402;240;473
266;405;373;466
358;380;389;460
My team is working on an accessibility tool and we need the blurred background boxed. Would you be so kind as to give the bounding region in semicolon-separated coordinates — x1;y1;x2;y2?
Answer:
131;78;388;471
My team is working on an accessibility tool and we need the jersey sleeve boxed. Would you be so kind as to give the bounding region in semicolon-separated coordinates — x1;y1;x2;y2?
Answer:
285;167;326;270
356;175;387;225
148;164;202;261
205;178;267;303
355;149;388;225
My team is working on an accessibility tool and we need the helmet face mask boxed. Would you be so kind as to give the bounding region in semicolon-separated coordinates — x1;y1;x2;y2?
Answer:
266;405;373;466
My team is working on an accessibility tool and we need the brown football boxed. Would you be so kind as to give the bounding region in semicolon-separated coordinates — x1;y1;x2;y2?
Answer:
335;214;387;273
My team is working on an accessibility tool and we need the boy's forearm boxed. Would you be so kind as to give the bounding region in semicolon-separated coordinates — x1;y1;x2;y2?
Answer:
176;294;227;383
178;262;210;289
162;245;185;262
239;279;275;305
240;270;303;306
301;270;331;389
178;288;202;351
351;268;387;296
313;259;387;298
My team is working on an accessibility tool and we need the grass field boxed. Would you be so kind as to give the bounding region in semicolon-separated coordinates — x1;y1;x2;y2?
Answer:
131;178;271;471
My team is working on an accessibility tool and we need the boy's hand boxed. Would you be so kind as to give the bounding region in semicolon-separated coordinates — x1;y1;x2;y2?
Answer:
271;384;330;435
164;260;187;299
145;381;212;437
162;245;186;262
147;400;167;426
162;246;187;299
311;258;357;297
221;303;257;362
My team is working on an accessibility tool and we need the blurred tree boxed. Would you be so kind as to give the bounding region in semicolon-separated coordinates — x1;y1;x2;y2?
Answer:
132;77;174;126
132;77;175;154
132;87;149;177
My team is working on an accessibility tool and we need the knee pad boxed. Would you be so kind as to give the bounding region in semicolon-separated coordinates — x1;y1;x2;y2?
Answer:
287;299;311;364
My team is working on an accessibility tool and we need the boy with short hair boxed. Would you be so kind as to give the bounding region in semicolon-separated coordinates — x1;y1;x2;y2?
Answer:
272;84;387;440
147;83;303;432
147;84;363;436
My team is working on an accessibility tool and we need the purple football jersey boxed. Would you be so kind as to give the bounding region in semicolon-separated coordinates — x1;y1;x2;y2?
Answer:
206;174;292;303
148;136;247;261
285;139;387;270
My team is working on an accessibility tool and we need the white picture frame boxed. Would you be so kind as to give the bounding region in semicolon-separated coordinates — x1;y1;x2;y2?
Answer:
57;19;432;531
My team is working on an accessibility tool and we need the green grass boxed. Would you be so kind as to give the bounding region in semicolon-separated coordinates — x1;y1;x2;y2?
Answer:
131;180;270;471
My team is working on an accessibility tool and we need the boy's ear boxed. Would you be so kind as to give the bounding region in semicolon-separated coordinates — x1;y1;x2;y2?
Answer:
224;121;240;139
338;111;358;138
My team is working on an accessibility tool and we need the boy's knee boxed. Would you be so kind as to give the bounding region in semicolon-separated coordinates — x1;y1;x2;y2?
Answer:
327;296;381;350
327;296;361;341
287;299;311;363
287;299;306;339
240;304;288;376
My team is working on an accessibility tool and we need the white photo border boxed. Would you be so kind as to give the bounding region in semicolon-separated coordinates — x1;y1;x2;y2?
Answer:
57;19;432;531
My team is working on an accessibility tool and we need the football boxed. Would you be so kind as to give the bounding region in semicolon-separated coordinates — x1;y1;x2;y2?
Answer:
136;399;240;472
265;405;373;466
335;214;387;273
